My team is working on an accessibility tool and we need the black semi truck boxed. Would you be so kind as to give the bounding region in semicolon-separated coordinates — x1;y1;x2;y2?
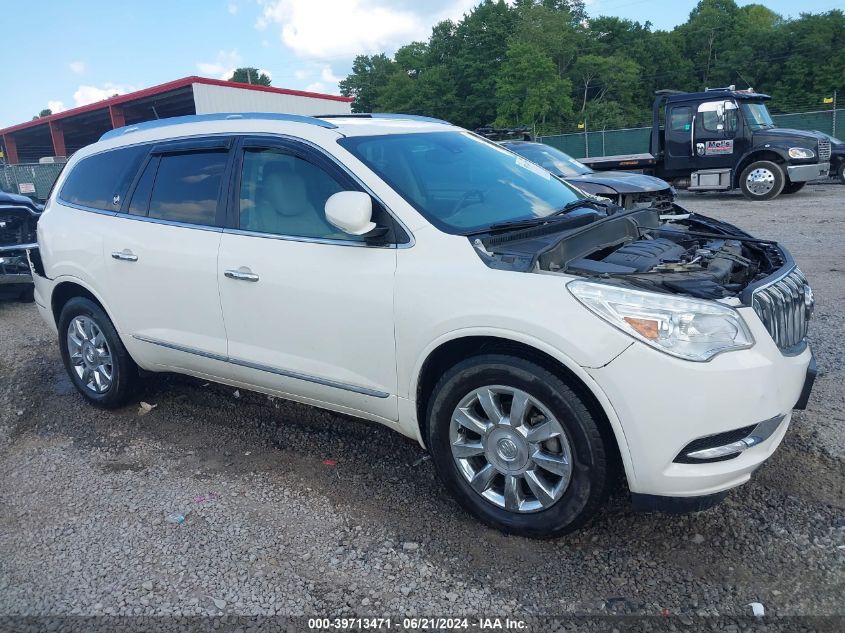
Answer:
580;87;831;201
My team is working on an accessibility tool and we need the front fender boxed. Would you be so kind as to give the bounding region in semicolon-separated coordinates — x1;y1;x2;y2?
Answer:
404;325;637;489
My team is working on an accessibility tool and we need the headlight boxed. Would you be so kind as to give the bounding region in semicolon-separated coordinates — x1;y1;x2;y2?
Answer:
567;280;754;361
788;147;815;159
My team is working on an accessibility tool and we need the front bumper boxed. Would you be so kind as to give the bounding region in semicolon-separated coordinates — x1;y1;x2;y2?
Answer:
586;307;812;499
0;245;34;286
787;161;829;182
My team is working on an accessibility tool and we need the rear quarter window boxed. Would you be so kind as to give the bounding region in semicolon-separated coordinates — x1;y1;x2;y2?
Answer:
59;144;149;211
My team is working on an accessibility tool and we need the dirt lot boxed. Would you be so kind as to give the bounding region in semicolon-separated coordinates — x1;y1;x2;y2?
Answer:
1;185;843;626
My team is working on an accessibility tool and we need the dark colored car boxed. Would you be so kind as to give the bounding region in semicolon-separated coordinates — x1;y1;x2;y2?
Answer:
500;140;675;210
0;190;42;300
820;133;845;184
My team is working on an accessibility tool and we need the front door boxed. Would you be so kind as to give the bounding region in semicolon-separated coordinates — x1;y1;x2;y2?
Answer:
100;137;235;379
217;137;399;422
692;99;739;170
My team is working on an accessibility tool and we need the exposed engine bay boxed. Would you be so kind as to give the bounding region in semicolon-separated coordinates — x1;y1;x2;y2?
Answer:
473;204;786;301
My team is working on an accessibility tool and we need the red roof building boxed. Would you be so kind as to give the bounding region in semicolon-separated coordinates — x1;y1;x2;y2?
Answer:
0;76;353;164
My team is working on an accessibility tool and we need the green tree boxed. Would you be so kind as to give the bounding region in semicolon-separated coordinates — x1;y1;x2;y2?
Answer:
449;0;518;128
32;108;52;120
495;42;573;135
339;54;394;113
229;67;271;86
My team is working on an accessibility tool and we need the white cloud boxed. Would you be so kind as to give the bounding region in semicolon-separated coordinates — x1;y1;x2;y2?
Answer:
320;66;341;83
47;100;66;113
294;69;311;80
255;0;478;61
73;84;134;107
305;81;327;93
196;49;243;80
228;3;238;14
68;61;86;75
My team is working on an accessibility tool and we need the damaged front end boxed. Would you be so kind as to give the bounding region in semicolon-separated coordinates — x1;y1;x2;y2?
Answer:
472;203;812;356
0;192;42;300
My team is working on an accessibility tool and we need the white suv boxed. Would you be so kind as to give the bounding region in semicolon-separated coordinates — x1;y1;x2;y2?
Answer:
31;113;815;536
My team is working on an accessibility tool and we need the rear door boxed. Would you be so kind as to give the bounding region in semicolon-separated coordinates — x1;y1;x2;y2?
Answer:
664;103;696;172
99;137;235;378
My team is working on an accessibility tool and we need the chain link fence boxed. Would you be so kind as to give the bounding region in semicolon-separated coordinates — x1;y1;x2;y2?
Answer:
0;162;66;201
539;108;844;159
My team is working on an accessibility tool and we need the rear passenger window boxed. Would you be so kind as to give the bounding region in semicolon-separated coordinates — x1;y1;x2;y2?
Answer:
147;152;227;226
60;145;148;210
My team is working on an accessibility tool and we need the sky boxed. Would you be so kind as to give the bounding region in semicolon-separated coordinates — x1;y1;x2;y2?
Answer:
0;0;839;128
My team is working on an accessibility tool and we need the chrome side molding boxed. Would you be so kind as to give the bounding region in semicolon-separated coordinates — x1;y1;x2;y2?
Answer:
131;335;389;399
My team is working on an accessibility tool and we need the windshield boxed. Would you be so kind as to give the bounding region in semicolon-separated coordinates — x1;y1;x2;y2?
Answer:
740;102;775;130
504;143;592;177
339;131;582;233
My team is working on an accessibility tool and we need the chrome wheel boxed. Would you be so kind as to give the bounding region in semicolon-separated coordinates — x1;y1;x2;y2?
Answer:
67;316;113;393
449;386;573;513
746;167;776;196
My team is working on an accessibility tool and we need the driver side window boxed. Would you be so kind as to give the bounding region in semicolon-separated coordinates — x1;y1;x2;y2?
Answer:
238;148;364;241
699;101;738;136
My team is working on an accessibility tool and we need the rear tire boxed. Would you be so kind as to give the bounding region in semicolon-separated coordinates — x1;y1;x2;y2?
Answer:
782;181;806;194
739;160;785;200
58;297;138;408
426;354;611;538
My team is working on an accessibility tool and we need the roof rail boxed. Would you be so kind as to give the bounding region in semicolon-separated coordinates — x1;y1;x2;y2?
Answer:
314;113;452;125
99;112;338;141
705;85;736;92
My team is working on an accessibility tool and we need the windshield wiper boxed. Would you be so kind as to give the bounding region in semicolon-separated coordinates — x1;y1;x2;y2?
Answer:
464;198;607;235
546;197;609;218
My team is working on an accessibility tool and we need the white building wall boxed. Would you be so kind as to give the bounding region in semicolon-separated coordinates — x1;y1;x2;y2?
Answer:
192;83;351;116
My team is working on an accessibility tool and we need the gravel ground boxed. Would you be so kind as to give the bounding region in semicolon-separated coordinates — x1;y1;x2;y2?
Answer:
0;185;843;628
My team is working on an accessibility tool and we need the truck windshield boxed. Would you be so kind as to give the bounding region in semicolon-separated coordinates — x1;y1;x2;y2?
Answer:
740;102;775;130
339;131;582;234
503;143;593;177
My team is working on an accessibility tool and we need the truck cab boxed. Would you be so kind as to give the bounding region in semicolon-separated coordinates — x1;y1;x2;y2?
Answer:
654;88;830;199
582;87;831;201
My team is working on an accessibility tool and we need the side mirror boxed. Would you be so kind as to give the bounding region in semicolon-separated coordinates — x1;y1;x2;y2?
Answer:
325;191;376;236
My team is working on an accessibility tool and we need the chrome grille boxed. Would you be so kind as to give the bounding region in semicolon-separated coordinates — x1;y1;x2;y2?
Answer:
752;267;813;351
818;137;831;162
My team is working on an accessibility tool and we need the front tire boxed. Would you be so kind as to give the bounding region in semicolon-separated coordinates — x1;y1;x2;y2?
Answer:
58;297;138;408
426;355;612;538
740;160;785;200
838;162;845;185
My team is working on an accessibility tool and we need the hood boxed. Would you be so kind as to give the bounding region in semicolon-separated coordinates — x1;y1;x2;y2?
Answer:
563;171;670;194
0;191;43;214
753;128;826;147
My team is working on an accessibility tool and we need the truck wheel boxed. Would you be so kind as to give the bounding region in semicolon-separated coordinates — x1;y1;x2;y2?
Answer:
838;162;845;185
782;182;806;194
426;354;612;538
58;297;138;408
740;160;785;200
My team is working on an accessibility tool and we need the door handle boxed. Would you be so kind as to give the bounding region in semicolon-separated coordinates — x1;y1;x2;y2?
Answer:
111;250;138;262
224;269;259;282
